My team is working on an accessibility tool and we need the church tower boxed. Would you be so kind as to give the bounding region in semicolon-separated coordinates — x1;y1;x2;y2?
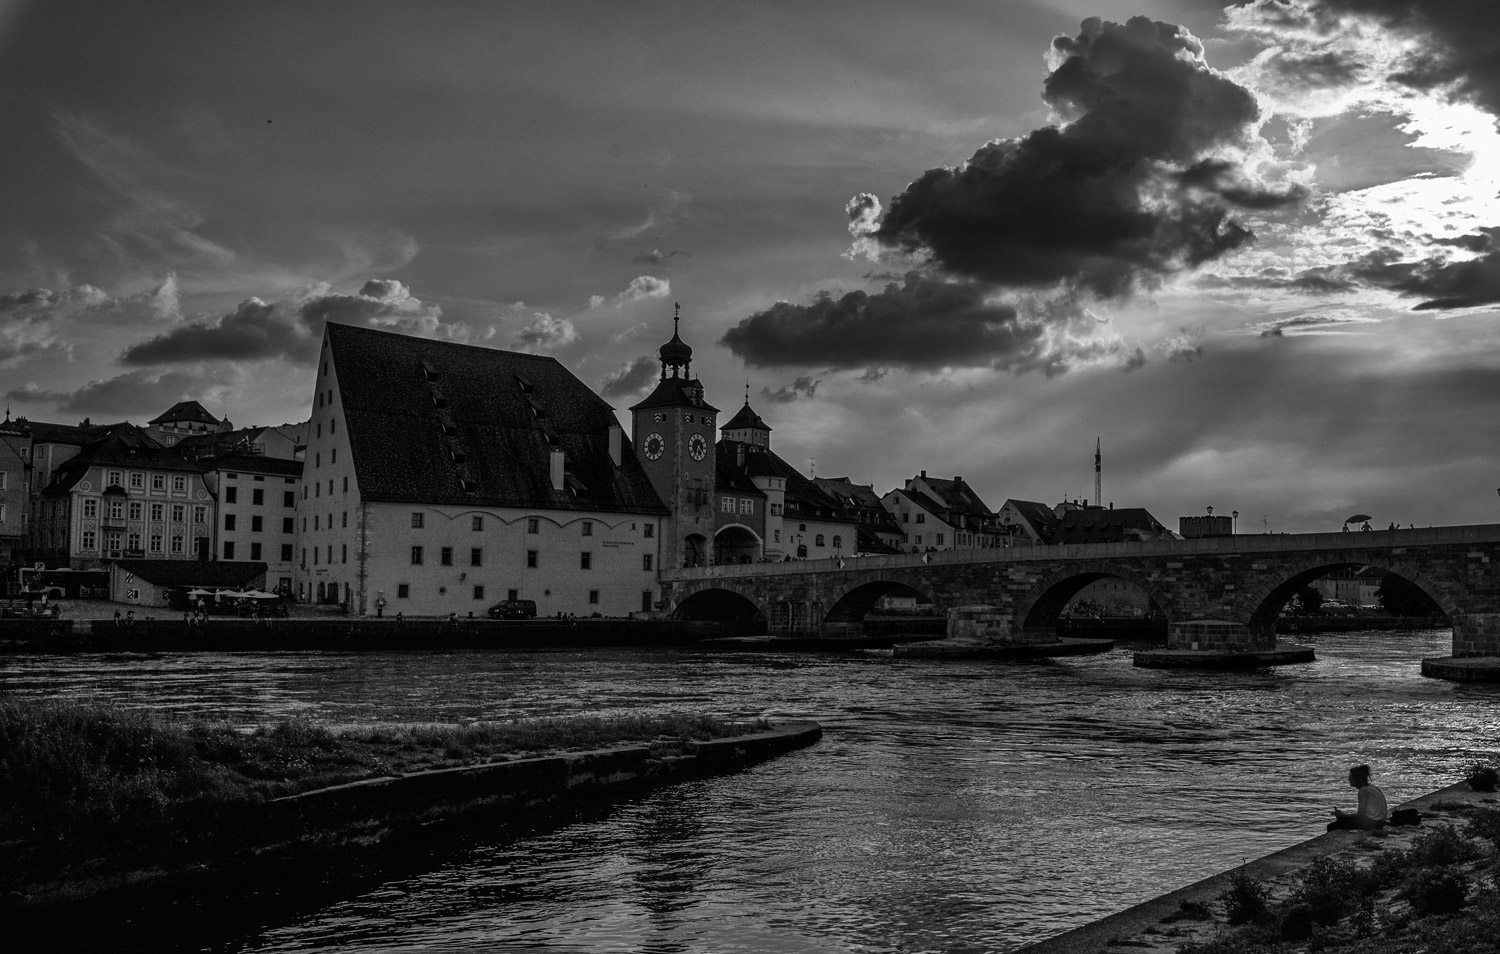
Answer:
630;305;719;568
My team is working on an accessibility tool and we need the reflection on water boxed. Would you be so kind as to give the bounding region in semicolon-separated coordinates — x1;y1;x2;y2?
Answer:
4;629;1499;952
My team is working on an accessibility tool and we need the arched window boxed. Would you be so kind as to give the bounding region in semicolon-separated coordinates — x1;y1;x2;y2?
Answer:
815;534;825;547
797;545;808;559
833;535;842;549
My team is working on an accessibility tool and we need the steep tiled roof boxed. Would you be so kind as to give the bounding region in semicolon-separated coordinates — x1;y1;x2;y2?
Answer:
328;323;666;514
816;477;901;532
714;443;766;496
629;375;720;413
210;453;304;477
722;401;770;432
915;475;994;519
1002;499;1060;543
148;400;221;426
115;559;267;587
1053;507;1173;545
24;420;126;445
44;426;201;495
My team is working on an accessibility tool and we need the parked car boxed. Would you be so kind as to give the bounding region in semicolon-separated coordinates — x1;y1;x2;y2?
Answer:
487;599;537;620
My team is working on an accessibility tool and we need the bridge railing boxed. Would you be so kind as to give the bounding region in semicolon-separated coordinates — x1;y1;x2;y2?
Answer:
660;524;1500;583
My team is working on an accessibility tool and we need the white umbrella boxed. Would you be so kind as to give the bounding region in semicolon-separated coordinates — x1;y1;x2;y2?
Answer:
239;589;278;599
187;588;215;597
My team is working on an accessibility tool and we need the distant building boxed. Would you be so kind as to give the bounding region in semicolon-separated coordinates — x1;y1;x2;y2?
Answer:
813;477;903;554
1179;514;1233;538
207;454;303;594
0;413;31;565
144;400;231;447
109;558;268;608
298;322;667;617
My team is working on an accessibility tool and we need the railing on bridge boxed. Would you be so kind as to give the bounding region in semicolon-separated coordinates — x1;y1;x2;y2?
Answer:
661;524;1500;583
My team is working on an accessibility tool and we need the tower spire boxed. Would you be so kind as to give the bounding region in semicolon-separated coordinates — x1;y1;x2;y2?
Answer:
1094;437;1102;507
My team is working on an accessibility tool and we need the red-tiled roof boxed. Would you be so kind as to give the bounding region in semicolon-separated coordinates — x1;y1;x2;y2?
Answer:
328;323;666;514
115;559;266;587
722;401;770;432
148;400;222;426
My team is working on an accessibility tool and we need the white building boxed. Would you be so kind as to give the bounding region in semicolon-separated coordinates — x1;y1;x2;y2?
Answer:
295;322;667;617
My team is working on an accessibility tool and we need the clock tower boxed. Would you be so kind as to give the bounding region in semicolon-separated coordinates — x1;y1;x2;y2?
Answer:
630;305;719;568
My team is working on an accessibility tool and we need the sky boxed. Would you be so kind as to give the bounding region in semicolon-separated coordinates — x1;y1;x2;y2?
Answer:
2;0;1499;533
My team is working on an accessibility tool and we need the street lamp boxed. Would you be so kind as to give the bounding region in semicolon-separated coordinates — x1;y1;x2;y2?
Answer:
1206;505;1214;516
1232;510;1239;534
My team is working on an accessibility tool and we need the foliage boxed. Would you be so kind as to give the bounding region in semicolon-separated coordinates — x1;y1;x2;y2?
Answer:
1401;866;1471;917
1293;586;1324;615
1221;870;1273;925
1464;763;1498;793
1282;855;1373;929
1372;824;1484;885
1375;573;1445;617
1464;806;1500;846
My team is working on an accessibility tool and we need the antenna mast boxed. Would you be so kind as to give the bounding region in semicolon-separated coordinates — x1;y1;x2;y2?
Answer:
1094;437;1101;507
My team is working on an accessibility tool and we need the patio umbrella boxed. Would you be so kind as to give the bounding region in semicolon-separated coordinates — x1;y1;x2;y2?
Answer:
1344;513;1372;524
239;590;278;599
187;588;215;597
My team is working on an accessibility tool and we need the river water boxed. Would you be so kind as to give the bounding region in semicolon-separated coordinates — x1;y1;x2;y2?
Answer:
4;628;1499;953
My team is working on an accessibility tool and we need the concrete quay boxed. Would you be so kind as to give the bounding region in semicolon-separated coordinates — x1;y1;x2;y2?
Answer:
1420;654;1500;682
1134;642;1316;669
893;636;1114;660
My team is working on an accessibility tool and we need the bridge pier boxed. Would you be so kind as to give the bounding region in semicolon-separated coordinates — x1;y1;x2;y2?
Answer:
1451;613;1500;657
1135;620;1313;669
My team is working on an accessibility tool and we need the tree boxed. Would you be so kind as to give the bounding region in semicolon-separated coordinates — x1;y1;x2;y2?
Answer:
1376;574;1445;618
1293;586;1324;615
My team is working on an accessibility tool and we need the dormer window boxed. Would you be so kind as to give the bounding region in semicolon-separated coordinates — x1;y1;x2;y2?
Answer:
431;391;447;409
515;373;534;394
441;423;458;437
449;448;466;464
419;360;439;382
458;478;477;492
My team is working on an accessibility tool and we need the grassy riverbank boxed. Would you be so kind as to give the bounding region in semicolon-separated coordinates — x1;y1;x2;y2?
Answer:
0;697;768;891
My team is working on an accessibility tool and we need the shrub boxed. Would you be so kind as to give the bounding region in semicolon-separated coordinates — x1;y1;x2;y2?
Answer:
1222;870;1273;925
1402;866;1471;917
1285;855;1372;926
1465;763;1498;793
1373;825;1482;885
1464;807;1500;846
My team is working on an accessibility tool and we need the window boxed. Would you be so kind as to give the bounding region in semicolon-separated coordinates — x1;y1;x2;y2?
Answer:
283;517;295;533
507;588;518;602
331;418;336;434
643;554;653;571
833;535;842;549
470;548;482;567
107;531;121;551
224;514;236;531
527;517;539;534
284;491;295;507
815;534;825;547
342;476;348;492
129;472;143;489
327;545;333;563
226;486;238;504
771;503;783;516
397;584;409;599
301;547;307;566
797;545;808;559
280;543;293;561
129;501;143;520
799;524;807;532
107;470;122;487
473;585;485;601
172;475;186;492
342;511;347;528
252;489;264;506
722;497;735;513
331;449;336;464
223;541;235;559
903;512;909;523
251;516;263;532
580;551;592;570
643;591;654;613
172;504;184;522
581;520;593;536
526;549;538;568
916;513;925;524
341;544;347;563
740;499;754;515
151;503;164;521
152;474;165;490
83;498;98;518
411;512;424;528
317;422;322;439
589;590;599;605
250;542;262;560
411;545;424;565
936;533;944;545
643;523;653;538
193;505;205;524
472;515;483;531
82;530;96;550
172;535;184;554
315;453;320;468
440;547;453;566
774;529;780;543
328;479;333;494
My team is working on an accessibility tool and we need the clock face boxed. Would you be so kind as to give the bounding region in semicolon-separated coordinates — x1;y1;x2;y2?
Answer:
689;433;708;461
644;432;665;460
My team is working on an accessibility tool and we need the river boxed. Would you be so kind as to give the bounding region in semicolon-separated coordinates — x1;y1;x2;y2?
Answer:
4;628;1498;952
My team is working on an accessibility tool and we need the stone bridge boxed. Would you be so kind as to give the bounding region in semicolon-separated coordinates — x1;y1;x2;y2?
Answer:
660;524;1500;658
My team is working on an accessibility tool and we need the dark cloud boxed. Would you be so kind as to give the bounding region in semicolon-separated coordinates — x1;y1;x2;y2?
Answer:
597;355;658;400
1344;228;1500;309
1196;266;1357;294
862;16;1297;299
761;376;819;403
723;272;1111;374
6;368;228;419
1300;0;1500;119
122;279;446;365
631;248;687;266
1257;313;1366;336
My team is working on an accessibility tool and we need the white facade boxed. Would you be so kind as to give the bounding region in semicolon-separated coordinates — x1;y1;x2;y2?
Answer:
213;466;300;593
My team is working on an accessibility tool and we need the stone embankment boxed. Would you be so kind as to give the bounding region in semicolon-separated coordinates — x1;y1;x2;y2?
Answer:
8;720;821;919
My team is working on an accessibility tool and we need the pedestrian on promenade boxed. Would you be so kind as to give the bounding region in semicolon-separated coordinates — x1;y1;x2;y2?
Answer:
1328;764;1387;831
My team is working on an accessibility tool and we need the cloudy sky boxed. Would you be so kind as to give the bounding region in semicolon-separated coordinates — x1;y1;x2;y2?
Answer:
3;0;1499;532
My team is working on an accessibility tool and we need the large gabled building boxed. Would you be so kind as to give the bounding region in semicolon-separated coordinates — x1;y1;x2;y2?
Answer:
298;322;667;617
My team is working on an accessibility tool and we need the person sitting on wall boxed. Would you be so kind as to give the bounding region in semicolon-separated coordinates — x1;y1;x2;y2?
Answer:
1328;764;1387;831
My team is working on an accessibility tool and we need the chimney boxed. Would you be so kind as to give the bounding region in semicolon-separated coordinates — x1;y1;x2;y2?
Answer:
550;448;565;491
921;470;927;479
608;424;622;467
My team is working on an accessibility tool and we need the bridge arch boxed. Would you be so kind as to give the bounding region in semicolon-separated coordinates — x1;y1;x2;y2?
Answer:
1239;557;1456;638
714;523;762;565
1013;564;1174;641
824;575;939;625
672;586;765;622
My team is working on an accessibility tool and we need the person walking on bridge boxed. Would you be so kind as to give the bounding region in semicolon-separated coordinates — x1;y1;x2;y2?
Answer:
1328;764;1387;831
